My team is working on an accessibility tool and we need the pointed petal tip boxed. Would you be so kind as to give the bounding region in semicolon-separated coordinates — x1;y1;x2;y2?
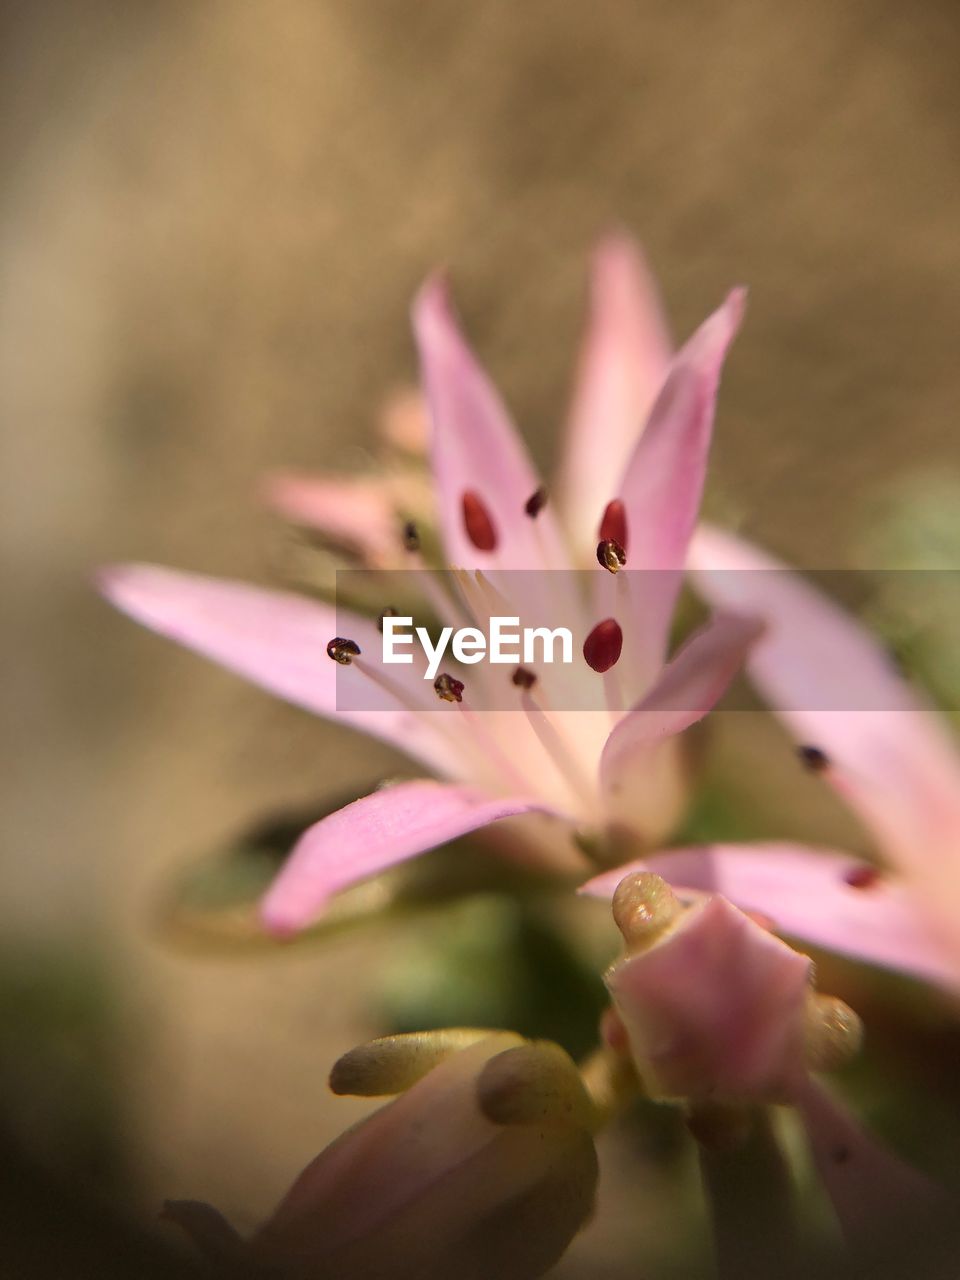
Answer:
590;226;644;270
258;896;310;939
259;468;302;510
94;563;124;600
716;285;748;333
411;271;454;331
95;561;159;609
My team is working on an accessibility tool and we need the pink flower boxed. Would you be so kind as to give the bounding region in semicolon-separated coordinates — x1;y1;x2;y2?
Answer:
163;1029;598;1280
583;528;960;988
603;871;945;1250
100;236;754;935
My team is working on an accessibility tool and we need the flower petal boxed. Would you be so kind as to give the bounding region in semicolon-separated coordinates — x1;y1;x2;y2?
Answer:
556;233;672;563
580;843;958;988
600;611;761;790
689;525;960;959
412;278;572;572
794;1077;947;1249
259;781;552;933
604;290;745;680
98;563;462;776
597;613;760;839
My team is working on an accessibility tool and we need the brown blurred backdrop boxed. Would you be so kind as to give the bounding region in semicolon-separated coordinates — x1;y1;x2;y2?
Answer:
2;1;959;1273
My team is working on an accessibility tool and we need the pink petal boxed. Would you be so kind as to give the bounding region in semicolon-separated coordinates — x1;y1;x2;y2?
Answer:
689;525;960;959
600;612;761;794
412;278;573;572
98;563;463;776
259;781;551;933
606;290;746;678
556;233;672;563
794;1077;947;1248
262;471;401;566
606;893;811;1103
581;844;958;988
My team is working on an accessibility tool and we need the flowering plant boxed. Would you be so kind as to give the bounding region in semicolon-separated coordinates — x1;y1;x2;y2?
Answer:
102;236;959;1276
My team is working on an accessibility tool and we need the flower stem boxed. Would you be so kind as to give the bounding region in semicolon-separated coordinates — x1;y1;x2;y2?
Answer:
690;1104;800;1280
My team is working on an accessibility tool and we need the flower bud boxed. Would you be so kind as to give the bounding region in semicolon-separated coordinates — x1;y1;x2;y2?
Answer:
168;1030;598;1280
605;874;814;1104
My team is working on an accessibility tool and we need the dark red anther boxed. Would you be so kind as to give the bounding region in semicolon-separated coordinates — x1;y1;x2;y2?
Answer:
461;490;498;552
583;618;623;673
327;637;361;665
402;520;420;552
512;666;537;690
434;672;465;703
377;607;399;634
524;486;548;518
843;864;881;891
599;499;628;553
797;745;830;773
597;539;627;573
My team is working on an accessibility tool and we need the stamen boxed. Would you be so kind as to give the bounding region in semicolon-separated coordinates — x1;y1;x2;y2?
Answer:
402;520;420;552
434;672;465;703
512;666;537;690
597;539;627;574
599;499;628;552
583;618;623;673
519;688;595;809
326;637;361;665
461;490;498;552
843;863;881;890
456;700;538;795
797;744;830;773
524;486;548;518
377;607;399;634
352;657;473;776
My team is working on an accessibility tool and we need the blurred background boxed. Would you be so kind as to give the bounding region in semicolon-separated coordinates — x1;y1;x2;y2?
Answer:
2;1;960;1275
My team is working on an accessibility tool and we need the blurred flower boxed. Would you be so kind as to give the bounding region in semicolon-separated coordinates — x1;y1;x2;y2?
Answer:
263;388;434;573
164;1029;599;1280
581;523;960;990
602;871;945;1249
101;236;754;934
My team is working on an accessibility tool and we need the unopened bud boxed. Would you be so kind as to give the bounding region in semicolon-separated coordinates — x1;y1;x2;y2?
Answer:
612;872;682;951
330;1029;519;1097
804;993;863;1073
477;1042;596;1130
